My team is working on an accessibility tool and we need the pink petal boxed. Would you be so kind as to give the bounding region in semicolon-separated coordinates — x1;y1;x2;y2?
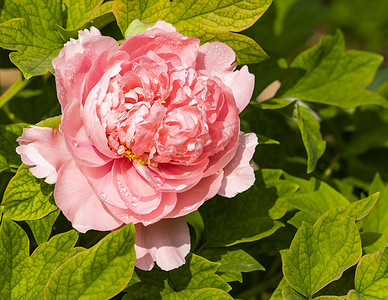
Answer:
104;192;177;226
153;20;177;33
54;160;123;233
61;100;114;166
218;133;258;197
165;171;224;219
134;217;190;271
16;126;72;184
223;65;255;113
197;42;254;113
53;27;119;109
197;42;235;75
78;161;128;209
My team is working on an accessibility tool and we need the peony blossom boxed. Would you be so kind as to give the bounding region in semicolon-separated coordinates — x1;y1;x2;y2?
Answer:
16;21;258;271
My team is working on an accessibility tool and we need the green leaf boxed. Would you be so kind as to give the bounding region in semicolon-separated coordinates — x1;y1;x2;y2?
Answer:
280;194;378;297
353;247;388;298
26;209;60;245
270;278;291;300
0;216;82;299
124;254;231;299
282;287;305;299
113;0;270;64
200;170;287;247
45;223;136;299
259;99;326;173
277;30;388;108
363;173;388;239
347;290;364;300
360;232;387;255
313;297;344;300
0;123;28;172
200;247;264;282
284;175;349;228
57;1;115;40
296;102;326;172
186;210;205;252
125;19;156;39
2;164;57;220
0;0;64;78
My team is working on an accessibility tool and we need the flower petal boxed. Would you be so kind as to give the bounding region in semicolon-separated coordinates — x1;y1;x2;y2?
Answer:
165;171;224;219
134;217;190;271
52;27;119;108
16;126;72;184
54;160;123;233
218;133;258;197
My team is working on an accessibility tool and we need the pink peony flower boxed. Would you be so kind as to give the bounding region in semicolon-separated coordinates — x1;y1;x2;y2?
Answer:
16;21;258;271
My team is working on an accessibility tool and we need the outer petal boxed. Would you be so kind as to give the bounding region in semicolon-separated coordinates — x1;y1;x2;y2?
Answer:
223;65;255;113
16;126;72;184
165;171;224;219
54;160;123;232
61;100;114;166
197;42;254;113
52;27;119;108
218;133;258;197
134;217;190;271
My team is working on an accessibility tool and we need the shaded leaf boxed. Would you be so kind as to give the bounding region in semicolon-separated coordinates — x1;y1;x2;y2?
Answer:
0;123;28;172
26;209;60;245
200;247;264;282
124;254;230;299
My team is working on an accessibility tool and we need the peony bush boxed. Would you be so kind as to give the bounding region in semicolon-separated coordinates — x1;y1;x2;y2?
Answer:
1;0;388;299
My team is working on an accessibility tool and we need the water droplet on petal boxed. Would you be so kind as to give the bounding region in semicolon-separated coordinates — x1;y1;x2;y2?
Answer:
131;202;138;207
72;140;79;147
100;193;107;200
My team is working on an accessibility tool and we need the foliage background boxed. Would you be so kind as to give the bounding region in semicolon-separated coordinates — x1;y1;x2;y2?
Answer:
1;0;388;299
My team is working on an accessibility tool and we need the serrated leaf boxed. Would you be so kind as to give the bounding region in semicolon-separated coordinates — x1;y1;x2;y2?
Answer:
45;223;136;299
57;1;115;40
0;123;28;172
26;209;60;245
363;173;388;239
285;174;349;228
277;30;388;108
199;170;285;247
200;247;264;282
0;0;64;78
124;254;230;299
2;163;57;220
280;194;378;297
353;247;388;299
113;0;270;64
0;216;82;299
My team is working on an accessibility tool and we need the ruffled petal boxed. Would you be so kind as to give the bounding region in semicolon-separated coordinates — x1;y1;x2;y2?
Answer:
61;100;114;166
218;133;258;197
197;42;254;113
223;65;255;113
16;126;72;184
54;160;123;232
52;27;119;108
165;171;224;219
134;217;190;271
